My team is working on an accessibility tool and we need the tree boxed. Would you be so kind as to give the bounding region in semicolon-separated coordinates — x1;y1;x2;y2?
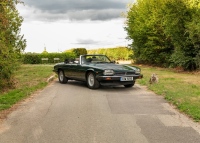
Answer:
160;0;200;70
162;0;196;70
71;48;87;57
125;0;174;66
185;0;200;69
0;0;26;91
125;0;200;70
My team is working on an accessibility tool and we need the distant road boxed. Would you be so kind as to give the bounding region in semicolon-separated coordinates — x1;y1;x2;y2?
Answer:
0;81;200;143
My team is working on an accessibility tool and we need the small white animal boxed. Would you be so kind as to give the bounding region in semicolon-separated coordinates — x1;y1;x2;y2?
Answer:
149;73;159;84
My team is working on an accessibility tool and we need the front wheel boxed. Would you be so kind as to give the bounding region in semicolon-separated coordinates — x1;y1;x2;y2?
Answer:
58;70;68;84
124;81;135;88
86;72;100;89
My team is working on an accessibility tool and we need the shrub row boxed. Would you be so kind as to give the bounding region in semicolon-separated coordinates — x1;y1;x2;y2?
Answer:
21;52;76;64
22;47;134;64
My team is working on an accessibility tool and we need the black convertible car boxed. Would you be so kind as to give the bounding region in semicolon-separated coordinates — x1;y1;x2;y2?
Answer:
53;54;143;89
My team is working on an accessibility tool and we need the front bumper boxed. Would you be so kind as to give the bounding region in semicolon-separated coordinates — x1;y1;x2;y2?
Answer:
96;74;143;86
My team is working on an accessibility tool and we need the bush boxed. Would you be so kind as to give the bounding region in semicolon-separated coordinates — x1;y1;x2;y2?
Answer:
22;53;41;64
125;0;200;70
0;0;26;92
21;52;76;64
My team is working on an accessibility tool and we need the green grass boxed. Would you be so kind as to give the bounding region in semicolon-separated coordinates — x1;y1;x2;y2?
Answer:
0;64;54;111
136;65;200;122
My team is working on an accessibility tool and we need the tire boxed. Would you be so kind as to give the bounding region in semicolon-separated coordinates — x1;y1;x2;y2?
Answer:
124;81;135;88
86;72;100;89
58;70;68;84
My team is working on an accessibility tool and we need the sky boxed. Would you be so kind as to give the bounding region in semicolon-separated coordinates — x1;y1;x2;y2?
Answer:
17;0;135;53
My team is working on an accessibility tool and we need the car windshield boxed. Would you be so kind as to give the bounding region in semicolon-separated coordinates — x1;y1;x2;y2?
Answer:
81;55;111;64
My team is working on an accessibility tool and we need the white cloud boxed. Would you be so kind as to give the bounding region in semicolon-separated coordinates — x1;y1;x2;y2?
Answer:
17;0;135;53
21;19;131;53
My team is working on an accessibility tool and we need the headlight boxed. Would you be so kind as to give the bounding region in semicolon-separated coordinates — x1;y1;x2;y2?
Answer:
131;66;141;74
135;68;141;74
103;69;114;75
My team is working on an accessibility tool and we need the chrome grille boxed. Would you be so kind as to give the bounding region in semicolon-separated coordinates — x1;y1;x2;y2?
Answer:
115;72;135;76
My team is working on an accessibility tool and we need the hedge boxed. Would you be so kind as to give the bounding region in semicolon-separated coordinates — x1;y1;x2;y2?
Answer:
21;52;76;64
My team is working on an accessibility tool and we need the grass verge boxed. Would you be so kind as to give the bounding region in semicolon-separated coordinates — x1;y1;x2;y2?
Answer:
0;64;54;111
136;65;200;122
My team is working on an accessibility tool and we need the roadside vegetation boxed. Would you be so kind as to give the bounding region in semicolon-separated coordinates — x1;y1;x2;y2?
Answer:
136;65;200;122
0;65;54;111
21;47;132;64
0;0;26;92
125;0;200;71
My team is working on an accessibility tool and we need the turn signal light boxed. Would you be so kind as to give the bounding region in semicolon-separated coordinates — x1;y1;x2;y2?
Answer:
105;77;112;80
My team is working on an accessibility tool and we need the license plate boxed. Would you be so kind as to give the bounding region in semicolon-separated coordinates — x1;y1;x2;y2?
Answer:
120;77;133;81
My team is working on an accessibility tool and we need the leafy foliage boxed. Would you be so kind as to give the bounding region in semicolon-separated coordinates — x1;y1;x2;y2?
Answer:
125;0;200;70
22;52;76;64
22;47;133;64
0;0;26;91
87;47;133;61
66;48;87;57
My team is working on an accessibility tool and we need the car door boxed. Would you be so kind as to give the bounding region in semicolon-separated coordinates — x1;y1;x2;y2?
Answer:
75;64;88;81
63;63;74;78
69;63;79;78
68;64;85;81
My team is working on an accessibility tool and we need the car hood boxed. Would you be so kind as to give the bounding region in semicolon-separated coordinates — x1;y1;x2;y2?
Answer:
89;63;135;71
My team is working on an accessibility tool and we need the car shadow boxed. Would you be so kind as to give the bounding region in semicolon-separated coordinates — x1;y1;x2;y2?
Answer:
55;80;139;92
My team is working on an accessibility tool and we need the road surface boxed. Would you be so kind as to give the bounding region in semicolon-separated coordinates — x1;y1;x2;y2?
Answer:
0;81;200;143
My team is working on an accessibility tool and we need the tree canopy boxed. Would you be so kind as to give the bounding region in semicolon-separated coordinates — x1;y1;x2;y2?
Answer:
125;0;200;70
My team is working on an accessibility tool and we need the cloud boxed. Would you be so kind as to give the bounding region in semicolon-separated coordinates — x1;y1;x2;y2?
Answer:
19;0;133;21
24;0;126;12
17;1;134;53
74;39;99;45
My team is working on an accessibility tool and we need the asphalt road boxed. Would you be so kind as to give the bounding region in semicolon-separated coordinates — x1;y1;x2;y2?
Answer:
0;80;200;143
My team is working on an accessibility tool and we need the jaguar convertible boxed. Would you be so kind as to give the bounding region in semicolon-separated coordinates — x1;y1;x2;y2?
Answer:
53;54;143;89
